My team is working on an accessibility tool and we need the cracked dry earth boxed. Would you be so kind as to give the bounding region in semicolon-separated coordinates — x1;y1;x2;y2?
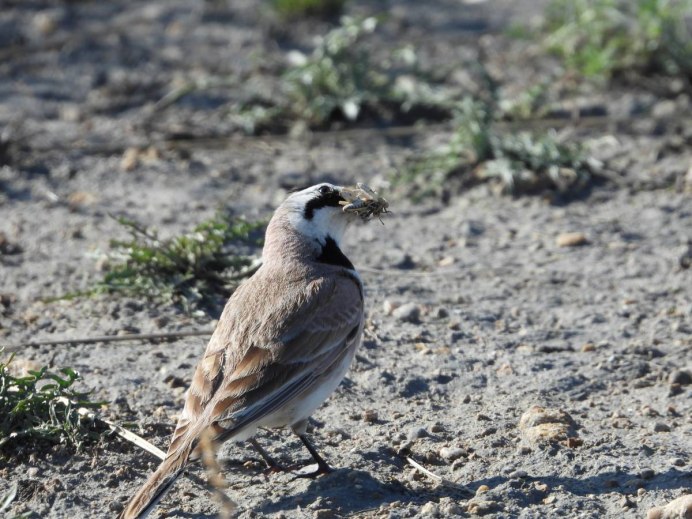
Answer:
1;1;692;518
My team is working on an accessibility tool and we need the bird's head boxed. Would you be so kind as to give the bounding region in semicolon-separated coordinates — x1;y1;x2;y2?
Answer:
264;182;387;263
280;183;356;247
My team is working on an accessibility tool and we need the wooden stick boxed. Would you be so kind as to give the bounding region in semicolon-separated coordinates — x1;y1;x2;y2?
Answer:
3;330;211;353
405;456;467;491
56;396;166;460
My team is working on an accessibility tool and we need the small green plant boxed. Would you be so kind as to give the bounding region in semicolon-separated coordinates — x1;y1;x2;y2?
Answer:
270;0;346;19
282;16;389;125
543;0;692;79
98;213;264;312
281;16;453;127
0;353;104;455
396;97;596;198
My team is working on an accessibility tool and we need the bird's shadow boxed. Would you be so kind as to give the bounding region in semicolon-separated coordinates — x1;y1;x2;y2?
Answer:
170;446;691;517
257;449;692;517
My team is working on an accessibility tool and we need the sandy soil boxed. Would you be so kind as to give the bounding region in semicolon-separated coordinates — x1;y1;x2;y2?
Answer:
1;1;691;518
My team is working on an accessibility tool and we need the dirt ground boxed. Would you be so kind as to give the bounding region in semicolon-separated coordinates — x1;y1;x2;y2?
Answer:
1;1;691;518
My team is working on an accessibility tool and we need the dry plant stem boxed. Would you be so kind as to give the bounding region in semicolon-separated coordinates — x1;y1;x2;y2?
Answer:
54;397;166;460
199;430;237;518
3;330;211;353
405;456;466;491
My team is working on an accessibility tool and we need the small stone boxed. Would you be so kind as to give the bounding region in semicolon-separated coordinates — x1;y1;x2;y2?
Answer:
535;482;549;492
430;423;444;433
638;488;646;497
439;499;463;516
670;458;685;467
581;342;596;352
27;467;39;478
652;422;671;433
640;468;655;480
467;498;499;516
556;232;588;247
439;447;465;462
407;427;428;440
420;502;439;517
109;501;124;513
476;413;491;422
509;469;528;479
392;303;421;323
121;147;140;172
519;405;578;445
313;510;336;519
362;409;378;423
438;256;455;267
668;369;692;385
476;485;490;494
383;300;398;315
436;307;449;318
543;495;556;505
647;494;692;519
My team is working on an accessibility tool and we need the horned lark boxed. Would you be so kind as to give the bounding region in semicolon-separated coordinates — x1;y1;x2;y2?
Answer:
119;183;388;519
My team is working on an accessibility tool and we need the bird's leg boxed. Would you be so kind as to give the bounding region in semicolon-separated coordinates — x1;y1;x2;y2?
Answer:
248;438;288;473
295;433;333;477
290;418;332;477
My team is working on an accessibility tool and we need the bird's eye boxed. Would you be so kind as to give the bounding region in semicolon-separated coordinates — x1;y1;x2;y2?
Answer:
318;185;332;195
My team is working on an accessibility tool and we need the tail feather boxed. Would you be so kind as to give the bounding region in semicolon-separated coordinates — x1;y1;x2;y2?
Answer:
119;443;193;519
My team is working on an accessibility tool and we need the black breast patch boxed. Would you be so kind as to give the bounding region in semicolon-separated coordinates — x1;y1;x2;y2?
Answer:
303;188;344;220
317;236;354;270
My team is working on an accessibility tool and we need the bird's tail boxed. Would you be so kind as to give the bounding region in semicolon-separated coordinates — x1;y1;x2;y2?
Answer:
119;442;193;519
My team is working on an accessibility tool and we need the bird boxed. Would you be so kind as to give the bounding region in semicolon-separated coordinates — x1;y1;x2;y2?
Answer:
119;182;382;519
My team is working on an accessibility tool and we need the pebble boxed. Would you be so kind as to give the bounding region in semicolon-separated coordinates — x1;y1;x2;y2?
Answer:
407;427;428;440
647;494;692;519
670;457;685;467
668;369;691;385
509;469;528;479
467;498;499;516
476;485;490;494
652;422;671;433
382;299;398;315
640;468;655;480
27;467;39;478
420;502;439;517
439;498;463;516
519;405;578;444
362;409;378;423
556;232;588;247
439;447;465;462
430;423;444;433
313;510;336;519
392;303;421;323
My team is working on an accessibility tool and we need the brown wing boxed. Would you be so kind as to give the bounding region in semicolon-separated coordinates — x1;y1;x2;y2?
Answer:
166;269;363;456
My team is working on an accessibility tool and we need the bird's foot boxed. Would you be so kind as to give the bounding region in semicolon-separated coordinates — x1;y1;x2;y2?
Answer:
291;461;333;478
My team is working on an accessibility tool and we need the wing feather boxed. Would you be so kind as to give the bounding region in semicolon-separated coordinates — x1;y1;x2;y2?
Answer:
167;269;363;457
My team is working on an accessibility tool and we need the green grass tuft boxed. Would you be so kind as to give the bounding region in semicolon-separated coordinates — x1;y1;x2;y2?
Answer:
0;353;105;456
543;0;692;80
97;213;265;312
280;16;453;127
395;97;597;199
